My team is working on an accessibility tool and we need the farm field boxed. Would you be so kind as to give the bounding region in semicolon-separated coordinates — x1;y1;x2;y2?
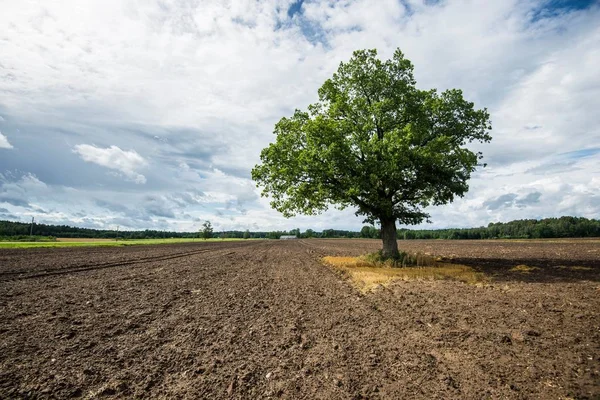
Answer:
0;237;249;249
0;239;598;398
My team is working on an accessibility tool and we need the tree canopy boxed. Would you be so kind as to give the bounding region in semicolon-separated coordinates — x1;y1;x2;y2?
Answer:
200;220;213;240
258;49;491;257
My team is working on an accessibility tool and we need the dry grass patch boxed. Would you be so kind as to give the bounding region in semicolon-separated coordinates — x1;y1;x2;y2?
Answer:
322;255;487;292
556;265;593;271
510;264;540;273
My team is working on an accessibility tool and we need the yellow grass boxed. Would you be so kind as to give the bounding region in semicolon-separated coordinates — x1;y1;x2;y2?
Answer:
322;256;486;292
556;265;593;271
55;238;115;242
510;264;540;273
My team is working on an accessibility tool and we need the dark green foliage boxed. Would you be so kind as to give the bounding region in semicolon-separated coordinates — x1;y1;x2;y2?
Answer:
362;250;436;267
252;49;491;223
360;225;381;239
201;221;213;240
397;216;600;239
304;229;315;238
0;216;597;241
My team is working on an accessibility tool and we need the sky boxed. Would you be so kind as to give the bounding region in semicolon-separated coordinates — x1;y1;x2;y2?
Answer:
0;0;599;233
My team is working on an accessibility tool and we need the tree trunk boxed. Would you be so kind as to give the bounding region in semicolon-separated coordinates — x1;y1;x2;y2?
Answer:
380;218;399;259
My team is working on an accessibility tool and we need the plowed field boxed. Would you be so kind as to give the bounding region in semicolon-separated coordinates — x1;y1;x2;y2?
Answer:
1;239;599;399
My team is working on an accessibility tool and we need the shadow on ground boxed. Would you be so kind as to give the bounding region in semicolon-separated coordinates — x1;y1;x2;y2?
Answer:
453;257;600;283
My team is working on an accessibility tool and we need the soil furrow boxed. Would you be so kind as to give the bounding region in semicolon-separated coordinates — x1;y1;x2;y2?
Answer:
0;239;598;399
0;242;258;281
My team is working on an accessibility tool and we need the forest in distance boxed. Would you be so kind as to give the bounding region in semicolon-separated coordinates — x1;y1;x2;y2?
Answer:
0;216;599;241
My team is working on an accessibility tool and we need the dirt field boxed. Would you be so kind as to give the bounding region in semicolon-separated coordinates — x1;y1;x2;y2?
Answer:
1;239;598;399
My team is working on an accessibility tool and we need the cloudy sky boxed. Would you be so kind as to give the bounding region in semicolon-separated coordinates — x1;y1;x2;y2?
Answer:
1;0;599;233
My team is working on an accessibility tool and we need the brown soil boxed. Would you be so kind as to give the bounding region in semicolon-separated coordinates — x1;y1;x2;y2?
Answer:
1;239;598;399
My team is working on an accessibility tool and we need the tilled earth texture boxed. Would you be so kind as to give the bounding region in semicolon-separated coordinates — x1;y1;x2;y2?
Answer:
1;239;599;399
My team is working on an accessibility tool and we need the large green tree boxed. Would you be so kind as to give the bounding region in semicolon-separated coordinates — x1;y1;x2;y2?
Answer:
252;49;492;258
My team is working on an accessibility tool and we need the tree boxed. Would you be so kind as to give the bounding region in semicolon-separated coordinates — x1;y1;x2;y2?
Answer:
243;229;251;239
252;48;492;258
201;221;213;240
304;228;315;238
267;231;281;239
322;229;335;238
368;226;380;239
360;226;371;238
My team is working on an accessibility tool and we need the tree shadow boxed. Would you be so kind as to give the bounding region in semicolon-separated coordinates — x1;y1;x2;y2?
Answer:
451;257;600;283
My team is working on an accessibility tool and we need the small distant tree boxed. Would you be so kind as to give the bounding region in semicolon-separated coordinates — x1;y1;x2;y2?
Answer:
243;229;251;239
267;231;281;239
201;221;213;240
252;48;491;259
360;226;372;238
369;226;380;239
322;229;335;238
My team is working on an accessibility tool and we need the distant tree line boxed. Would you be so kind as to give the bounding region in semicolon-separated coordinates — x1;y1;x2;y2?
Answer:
0;220;362;240
397;216;600;239
0;216;598;241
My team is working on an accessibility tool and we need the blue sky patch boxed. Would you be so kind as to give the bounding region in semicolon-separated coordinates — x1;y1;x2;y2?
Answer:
287;0;304;18
560;147;600;159
530;0;597;22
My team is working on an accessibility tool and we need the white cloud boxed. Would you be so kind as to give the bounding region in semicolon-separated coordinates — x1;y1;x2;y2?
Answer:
73;144;147;184
0;1;599;230
0;172;48;209
0;131;13;149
